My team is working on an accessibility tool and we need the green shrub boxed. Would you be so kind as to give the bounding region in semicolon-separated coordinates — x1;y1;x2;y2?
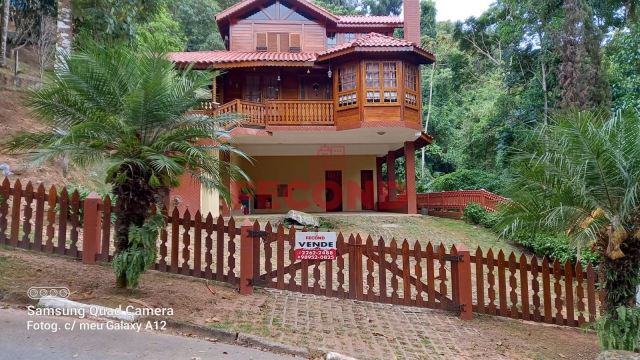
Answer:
462;203;487;225
585;306;640;351
112;214;164;290
511;231;600;267
431;169;502;194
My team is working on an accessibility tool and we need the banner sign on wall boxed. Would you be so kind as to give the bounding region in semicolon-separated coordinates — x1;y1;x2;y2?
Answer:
294;232;337;260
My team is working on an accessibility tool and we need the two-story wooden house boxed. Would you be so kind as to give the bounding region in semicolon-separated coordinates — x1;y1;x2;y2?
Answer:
168;0;434;216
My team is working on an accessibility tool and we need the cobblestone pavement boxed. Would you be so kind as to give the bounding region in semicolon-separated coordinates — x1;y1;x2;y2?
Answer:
262;289;483;360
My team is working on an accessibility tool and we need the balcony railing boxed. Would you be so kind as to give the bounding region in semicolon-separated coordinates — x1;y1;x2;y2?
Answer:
200;99;334;127
266;100;334;126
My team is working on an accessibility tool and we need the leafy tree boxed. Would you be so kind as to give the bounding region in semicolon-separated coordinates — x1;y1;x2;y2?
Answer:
167;0;225;51
607;25;640;111
311;0;361;15
311;0;358;15
3;43;250;289
497;110;640;318
135;8;186;52
420;0;436;39
73;0;164;43
557;0;610;110
363;0;401;16
430;169;502;193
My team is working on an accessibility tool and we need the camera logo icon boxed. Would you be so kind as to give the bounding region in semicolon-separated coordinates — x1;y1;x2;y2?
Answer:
27;287;70;299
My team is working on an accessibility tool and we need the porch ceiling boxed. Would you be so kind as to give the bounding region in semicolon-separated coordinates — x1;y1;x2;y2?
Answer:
231;127;420;156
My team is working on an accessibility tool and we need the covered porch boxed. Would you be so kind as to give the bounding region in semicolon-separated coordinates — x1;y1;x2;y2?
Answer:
218;132;432;216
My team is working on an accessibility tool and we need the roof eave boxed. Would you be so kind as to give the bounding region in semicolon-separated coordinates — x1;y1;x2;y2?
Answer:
335;23;403;28
173;60;317;69
317;46;435;63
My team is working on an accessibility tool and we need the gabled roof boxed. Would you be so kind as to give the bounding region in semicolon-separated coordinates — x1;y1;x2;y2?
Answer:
316;33;435;63
168;51;317;68
215;0;338;23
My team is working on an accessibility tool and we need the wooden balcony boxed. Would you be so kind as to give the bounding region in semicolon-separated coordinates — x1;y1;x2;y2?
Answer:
266;100;334;126
200;99;334;127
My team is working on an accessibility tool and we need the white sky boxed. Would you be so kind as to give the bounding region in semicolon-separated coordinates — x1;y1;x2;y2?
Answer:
434;0;495;22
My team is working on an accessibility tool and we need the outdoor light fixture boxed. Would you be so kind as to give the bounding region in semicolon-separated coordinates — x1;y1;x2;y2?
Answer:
328;62;332;78
307;68;310;74
277;75;281;81
377;132;386;135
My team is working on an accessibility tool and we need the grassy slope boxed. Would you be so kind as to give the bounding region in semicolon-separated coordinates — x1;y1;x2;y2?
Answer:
238;214;527;257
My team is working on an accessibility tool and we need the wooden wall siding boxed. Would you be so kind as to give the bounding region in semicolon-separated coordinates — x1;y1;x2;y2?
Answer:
363;106;402;122
303;23;326;52
229;21;253;51
229;20;325;52
405;107;420;124
335;108;360;124
1;179;604;327
281;76;299;99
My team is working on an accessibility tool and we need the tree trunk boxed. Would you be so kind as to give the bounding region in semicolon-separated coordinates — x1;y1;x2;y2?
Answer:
112;169;165;289
422;62;436;179
538;30;549;125
600;237;640;314
0;0;9;67
55;0;73;70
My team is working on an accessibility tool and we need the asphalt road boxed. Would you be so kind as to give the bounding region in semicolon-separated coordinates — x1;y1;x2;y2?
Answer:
0;309;291;360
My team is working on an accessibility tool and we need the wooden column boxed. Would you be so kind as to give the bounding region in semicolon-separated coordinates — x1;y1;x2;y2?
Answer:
386;151;396;202
212;76;217;102
82;192;102;264
404;141;416;214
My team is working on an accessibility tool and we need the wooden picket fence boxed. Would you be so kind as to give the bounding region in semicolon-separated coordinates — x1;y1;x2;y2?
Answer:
0;179;602;327
417;190;506;219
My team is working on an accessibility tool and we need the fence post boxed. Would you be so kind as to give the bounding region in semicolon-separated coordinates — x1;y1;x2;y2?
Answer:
240;219;254;295
452;243;473;320
82;192;102;264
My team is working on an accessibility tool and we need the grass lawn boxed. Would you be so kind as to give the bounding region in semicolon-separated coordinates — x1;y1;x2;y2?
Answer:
237;213;528;257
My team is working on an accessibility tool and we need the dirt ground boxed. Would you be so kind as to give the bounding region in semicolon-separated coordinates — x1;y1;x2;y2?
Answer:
0;247;601;360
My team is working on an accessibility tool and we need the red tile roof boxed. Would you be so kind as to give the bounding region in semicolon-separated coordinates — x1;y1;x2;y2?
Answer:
168;51;317;67
316;32;435;63
318;32;424;55
169;33;435;67
336;15;403;26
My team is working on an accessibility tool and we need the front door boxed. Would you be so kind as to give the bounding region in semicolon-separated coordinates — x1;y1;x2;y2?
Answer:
325;170;343;212
263;76;279;101
360;170;374;210
302;77;329;100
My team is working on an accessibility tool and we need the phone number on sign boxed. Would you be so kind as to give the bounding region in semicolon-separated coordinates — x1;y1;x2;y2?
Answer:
295;249;336;260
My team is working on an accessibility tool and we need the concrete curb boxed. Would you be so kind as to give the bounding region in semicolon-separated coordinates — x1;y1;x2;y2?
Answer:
154;319;237;343
236;332;309;358
146;317;311;358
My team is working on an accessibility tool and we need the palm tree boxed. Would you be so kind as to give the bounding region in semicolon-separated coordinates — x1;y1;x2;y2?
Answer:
3;42;250;289
496;110;640;314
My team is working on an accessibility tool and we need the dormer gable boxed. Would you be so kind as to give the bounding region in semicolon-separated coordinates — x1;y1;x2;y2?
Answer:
215;0;403;52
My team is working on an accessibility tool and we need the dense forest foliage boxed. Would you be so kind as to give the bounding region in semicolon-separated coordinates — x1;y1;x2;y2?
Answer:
416;0;639;194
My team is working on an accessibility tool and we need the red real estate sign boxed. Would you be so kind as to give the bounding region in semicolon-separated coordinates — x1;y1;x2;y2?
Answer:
294;232;337;260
